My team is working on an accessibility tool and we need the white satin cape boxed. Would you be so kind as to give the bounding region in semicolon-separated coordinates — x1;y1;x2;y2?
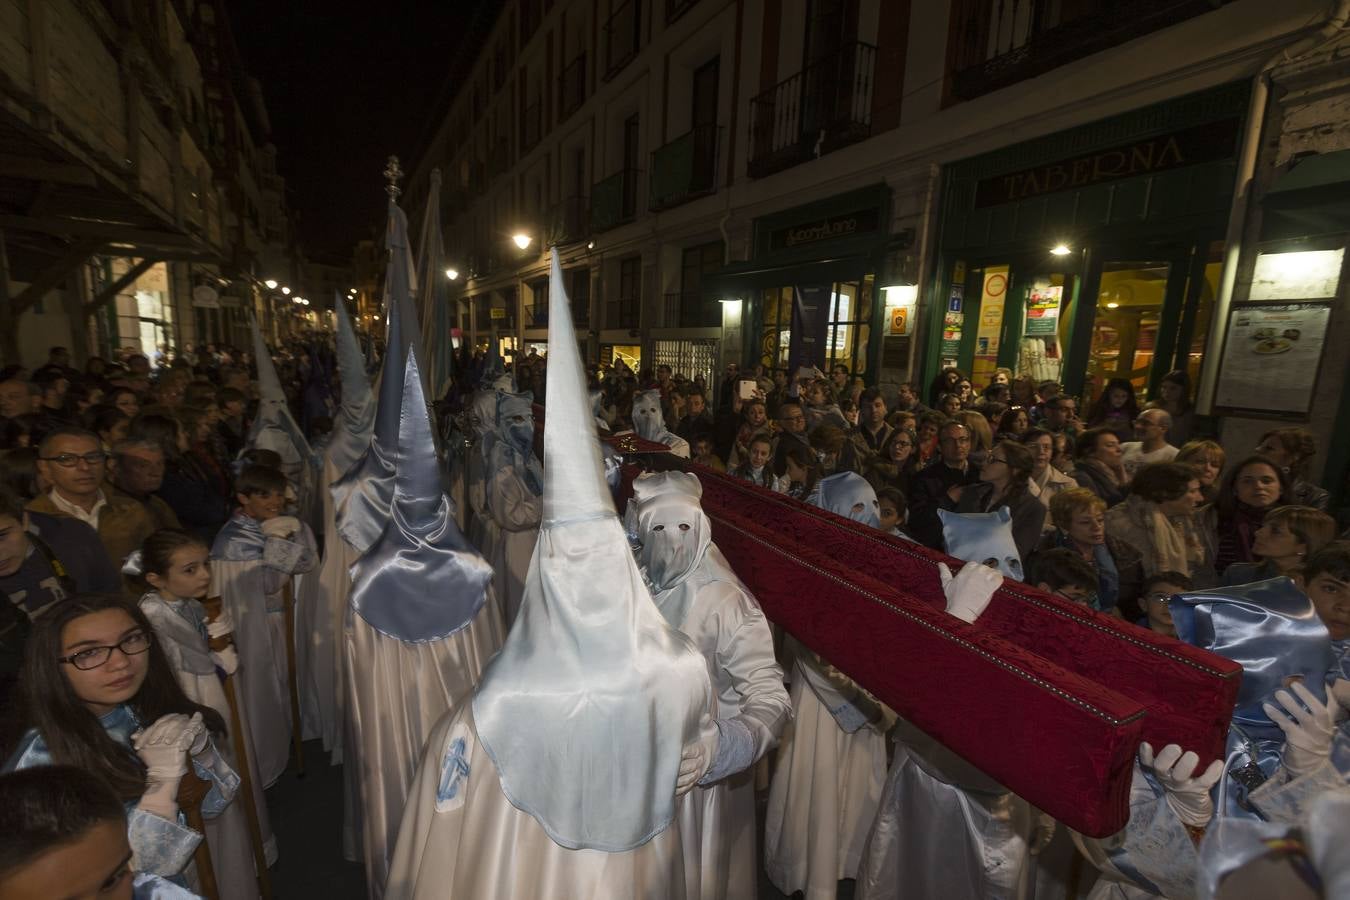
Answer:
343;586;506;899
855;721;1036;900
650;548;791;900
210;559;302;788
139;594;274;900
764;654;887;900
295;454;355;759
477;462;541;627
385;703;693;900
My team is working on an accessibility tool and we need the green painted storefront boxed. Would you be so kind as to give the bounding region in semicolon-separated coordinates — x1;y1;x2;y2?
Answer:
922;81;1250;405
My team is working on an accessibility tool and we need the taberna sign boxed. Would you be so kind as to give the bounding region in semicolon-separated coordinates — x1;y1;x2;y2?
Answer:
973;117;1241;208
768;207;881;252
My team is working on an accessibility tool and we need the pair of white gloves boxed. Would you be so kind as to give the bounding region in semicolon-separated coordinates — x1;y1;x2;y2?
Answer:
132;712;213;820
260;516;301;540
1142;680;1346;828
204;607;238;675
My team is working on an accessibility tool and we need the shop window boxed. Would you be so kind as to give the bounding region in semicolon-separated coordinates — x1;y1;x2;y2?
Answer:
758;275;874;376
601;343;641;373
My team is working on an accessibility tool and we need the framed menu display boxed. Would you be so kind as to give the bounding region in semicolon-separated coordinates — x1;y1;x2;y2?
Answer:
1214;302;1332;417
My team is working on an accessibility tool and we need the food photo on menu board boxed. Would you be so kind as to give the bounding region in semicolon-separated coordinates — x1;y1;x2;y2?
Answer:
1214;302;1332;415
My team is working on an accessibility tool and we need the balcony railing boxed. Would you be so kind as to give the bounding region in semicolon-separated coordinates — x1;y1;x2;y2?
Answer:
949;0;1236;101
650;125;721;211
591;168;641;232
602;0;641;81
665;0;701;23
546;196;590;246
748;42;876;179
521;102;542;153
559;52;588;120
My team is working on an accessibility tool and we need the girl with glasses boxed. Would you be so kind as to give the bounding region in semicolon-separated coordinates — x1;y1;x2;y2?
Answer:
3;593;238;883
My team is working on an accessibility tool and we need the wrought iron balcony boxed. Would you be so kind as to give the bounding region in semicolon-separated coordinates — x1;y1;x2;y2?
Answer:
949;0;1237;101
521;102;542;153
602;0;641;81
748;42;876;179
545;196;591;246
665;0;701;23
591;168;642;232
559;53;588;120
650;124;721;212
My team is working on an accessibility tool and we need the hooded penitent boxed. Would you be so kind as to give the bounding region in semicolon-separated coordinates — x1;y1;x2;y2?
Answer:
471;249;715;851
245;313;315;495
348;348;493;641
332;199;427;554
630;471;711;594
490;391;543;496
631;389;680;447
328;291;377;475
813;471;881;529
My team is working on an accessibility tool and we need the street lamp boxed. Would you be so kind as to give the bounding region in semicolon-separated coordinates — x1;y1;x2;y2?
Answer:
445;267;459;280
512;232;532;250
264;279;278;290
281;286;291;295
1050;243;1072;256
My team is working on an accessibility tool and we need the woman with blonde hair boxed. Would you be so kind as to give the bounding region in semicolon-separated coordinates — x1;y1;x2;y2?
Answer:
1174;439;1225;504
953;410;993;468
1221;505;1337;586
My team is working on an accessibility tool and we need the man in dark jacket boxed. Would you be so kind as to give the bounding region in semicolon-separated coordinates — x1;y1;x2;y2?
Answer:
906;421;982;550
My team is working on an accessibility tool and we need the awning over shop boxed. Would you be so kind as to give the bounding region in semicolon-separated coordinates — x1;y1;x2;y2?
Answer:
1261;149;1350;240
701;254;874;296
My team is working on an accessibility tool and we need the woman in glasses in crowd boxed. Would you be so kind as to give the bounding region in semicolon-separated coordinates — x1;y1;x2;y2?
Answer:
3;593;239;882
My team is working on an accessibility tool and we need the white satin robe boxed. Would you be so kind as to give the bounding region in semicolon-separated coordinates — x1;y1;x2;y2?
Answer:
385;703;693;900
140;593;275;900
478;463;541;627
344;590;506;899
856;720;1036;900
295;454;354;759
650;549;791;900
210;530;317;787
764;651;888;900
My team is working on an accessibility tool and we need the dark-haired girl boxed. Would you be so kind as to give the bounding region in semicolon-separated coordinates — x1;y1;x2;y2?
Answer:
1084;377;1139;442
133;529;274;898
3;593;238;880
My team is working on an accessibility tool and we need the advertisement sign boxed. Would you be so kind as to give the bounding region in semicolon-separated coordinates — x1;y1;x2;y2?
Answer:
1025;284;1063;336
1215;303;1332;417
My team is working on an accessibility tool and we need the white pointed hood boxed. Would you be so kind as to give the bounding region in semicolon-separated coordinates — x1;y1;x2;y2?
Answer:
326;291;376;475
472;249;714;851
244;313;313;492
331;198;425;553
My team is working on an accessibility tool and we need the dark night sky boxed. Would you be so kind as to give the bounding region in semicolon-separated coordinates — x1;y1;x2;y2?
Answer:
226;2;492;260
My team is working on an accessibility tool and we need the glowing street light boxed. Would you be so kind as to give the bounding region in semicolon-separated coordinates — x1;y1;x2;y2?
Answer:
281;286;292;295
445;267;459;280
512;232;532;250
1050;243;1072;256
264;279;278;290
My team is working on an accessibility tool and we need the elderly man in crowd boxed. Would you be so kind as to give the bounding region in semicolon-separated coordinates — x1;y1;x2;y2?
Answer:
108;438;182;531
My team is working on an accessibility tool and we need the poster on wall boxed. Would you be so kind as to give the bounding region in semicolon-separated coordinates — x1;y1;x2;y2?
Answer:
1025;284;1063;336
1214;302;1332;417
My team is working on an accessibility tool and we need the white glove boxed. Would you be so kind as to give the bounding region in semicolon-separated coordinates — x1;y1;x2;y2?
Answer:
1330;679;1349;721
1139;742;1224;827
212;646;239;675
676;728;718;796
133;714;194;783
261;516;301;538
206;607;234;639
1262;681;1340;777
939;562;1003;625
1030;811;1057;856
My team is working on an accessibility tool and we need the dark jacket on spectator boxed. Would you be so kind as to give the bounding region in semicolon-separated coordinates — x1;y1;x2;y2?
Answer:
906;459;982;550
